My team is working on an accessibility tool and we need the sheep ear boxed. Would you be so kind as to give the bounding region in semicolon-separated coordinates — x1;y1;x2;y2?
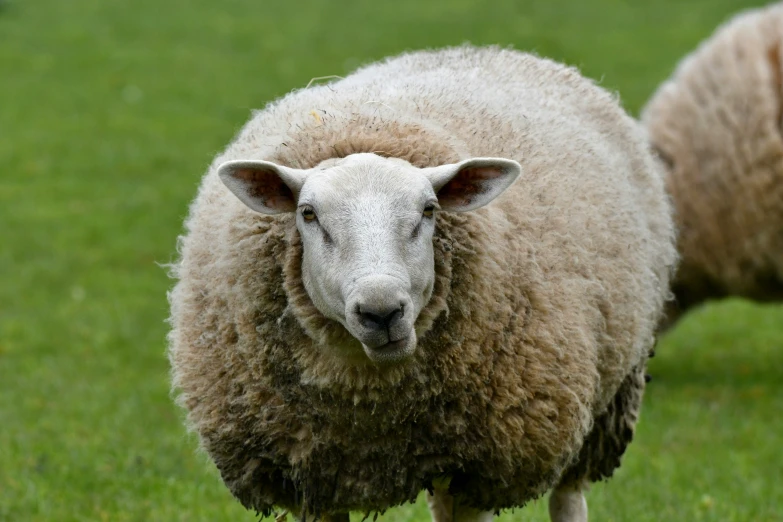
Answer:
423;157;522;212
217;160;307;214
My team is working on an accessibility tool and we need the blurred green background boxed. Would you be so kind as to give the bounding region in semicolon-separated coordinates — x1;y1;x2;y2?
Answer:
1;0;781;520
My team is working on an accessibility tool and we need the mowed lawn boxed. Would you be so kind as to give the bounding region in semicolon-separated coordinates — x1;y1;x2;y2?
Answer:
1;0;781;520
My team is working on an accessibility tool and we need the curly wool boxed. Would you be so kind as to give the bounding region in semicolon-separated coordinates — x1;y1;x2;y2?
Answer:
168;46;676;515
642;3;783;326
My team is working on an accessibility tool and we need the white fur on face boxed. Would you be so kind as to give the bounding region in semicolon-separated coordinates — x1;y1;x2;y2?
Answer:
218;152;521;363
296;154;438;362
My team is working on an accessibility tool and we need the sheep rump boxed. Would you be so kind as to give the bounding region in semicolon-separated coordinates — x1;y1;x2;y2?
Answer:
642;2;783;326
168;46;676;515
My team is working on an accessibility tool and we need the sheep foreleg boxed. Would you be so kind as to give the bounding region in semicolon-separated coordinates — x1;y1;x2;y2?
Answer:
548;482;588;522
426;487;493;522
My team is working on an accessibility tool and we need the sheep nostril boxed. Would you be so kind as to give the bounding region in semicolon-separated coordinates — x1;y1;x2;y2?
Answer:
357;305;403;331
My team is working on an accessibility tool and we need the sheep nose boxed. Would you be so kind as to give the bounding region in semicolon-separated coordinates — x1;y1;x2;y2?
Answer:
356;303;404;332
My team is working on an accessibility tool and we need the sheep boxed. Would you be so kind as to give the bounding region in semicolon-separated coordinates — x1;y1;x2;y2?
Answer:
167;45;677;522
641;2;783;329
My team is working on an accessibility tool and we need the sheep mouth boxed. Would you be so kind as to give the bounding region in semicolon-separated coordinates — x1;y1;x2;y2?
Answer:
361;335;416;363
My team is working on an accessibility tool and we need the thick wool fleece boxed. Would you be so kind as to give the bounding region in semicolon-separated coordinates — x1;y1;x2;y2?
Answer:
642;3;783;326
168;46;676;515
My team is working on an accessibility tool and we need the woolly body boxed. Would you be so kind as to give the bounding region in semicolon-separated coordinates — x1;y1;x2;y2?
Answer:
642;3;783;326
168;46;676;516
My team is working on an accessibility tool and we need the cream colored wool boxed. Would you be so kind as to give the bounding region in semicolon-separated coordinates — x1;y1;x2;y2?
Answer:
642;2;783;326
168;45;677;516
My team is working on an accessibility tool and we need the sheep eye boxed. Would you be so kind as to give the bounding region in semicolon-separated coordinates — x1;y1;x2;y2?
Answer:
423;205;435;218
301;207;317;222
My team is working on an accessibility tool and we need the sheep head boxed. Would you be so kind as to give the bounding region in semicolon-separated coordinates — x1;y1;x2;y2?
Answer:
218;153;521;363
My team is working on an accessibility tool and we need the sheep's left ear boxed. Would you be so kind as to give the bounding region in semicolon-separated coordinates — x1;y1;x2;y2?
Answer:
422;157;522;212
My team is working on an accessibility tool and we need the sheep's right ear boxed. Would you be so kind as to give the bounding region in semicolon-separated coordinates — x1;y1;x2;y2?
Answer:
217;160;307;214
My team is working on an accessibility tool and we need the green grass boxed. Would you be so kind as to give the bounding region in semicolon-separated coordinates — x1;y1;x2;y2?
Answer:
1;0;781;520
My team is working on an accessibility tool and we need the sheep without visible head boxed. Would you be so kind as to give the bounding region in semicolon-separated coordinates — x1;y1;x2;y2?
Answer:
168;45;677;522
642;2;783;328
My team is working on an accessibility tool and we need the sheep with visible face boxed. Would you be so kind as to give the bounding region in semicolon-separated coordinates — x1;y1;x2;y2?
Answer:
642;2;783;328
168;46;677;522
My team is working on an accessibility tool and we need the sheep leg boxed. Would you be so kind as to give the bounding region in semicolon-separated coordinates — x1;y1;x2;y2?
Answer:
426;487;493;522
548;481;588;522
426;487;453;522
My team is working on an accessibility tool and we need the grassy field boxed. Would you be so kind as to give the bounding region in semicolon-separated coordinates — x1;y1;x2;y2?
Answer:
1;0;781;520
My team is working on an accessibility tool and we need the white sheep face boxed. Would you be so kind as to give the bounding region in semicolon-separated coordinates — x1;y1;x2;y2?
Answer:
218;153;520;363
